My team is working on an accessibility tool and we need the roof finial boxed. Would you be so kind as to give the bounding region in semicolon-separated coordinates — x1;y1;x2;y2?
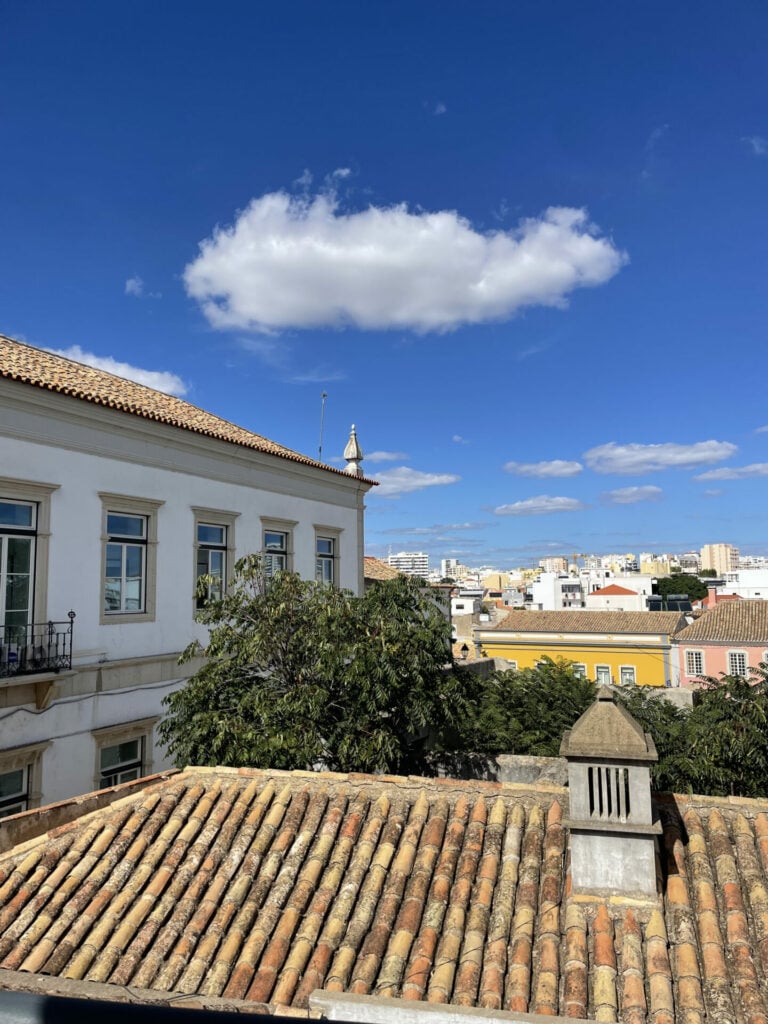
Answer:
343;424;364;477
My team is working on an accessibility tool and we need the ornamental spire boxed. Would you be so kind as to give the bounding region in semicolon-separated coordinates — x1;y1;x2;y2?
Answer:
343;424;364;477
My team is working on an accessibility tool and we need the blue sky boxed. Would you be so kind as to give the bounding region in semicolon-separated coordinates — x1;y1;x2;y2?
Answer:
2;1;768;567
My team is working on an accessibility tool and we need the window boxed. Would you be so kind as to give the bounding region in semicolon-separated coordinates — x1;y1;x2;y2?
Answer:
93;718;156;789
196;524;225;606
261;518;296;578
728;651;748;677
0;478;58;632
0;767;29;818
99;494;163;624
573;663;587;678
0;741;48;817
105;513;147;613
685;650;704;677
0;499;36;643
100;737;144;787
315;526;341;586
192;509;237;610
595;665;611;686
619;666;636;686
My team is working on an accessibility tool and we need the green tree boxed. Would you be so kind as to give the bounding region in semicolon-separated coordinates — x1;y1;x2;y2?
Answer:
699;568;718;578
654;574;708;602
459;657;596;757
160;558;469;776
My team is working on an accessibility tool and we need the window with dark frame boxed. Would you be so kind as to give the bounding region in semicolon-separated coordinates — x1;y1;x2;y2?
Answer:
99;737;144;787
263;530;288;577
315;536;335;584
104;513;147;613
196;523;226;608
0;499;36;643
0;766;29;818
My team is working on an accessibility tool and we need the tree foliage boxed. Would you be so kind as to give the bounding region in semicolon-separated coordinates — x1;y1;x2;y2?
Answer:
457;657;596;757
654;573;708;601
160;558;469;776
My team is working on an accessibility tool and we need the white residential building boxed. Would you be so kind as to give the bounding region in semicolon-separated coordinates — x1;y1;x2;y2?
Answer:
387;551;429;577
0;337;373;811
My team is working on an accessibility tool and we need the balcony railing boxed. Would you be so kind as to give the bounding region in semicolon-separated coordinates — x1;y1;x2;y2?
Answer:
0;612;75;679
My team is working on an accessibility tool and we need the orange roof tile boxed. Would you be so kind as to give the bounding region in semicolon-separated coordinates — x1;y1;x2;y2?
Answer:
362;557;401;581
1;766;767;1021
674;599;768;644
0;335;375;483
491;609;685;635
590;584;638;596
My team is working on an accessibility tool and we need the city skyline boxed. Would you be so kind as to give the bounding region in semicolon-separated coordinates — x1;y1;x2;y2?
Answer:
3;3;768;563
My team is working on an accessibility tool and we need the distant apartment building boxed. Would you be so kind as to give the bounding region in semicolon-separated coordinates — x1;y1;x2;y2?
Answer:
679;551;701;573
701;543;739;576
640;557;673;576
387;551;429;577
538;556;568;574
440;558;467;579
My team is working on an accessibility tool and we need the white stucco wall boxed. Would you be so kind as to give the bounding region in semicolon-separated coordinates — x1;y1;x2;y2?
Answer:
0;379;372;806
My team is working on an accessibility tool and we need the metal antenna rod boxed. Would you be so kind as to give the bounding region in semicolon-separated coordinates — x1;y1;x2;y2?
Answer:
318;391;328;461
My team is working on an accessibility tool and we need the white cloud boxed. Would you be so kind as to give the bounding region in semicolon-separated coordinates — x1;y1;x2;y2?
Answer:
434;102;447;115
755;424;768;433
493;495;586;516
184;191;627;334
124;275;161;299
372;467;460;498
504;459;582;478
382;521;487;536
125;276;144;297
703;489;723;497
742;135;768;156
366;451;410;463
602;485;662;505
583;440;737;475
452;435;469;444
47;346;187;396
695;463;768;481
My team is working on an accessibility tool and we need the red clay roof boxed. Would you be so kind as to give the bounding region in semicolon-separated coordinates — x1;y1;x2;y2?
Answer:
674;599;768;643
590;584;638;596
0;335;375;483
492;610;684;634
0;765;767;1020
363;557;401;581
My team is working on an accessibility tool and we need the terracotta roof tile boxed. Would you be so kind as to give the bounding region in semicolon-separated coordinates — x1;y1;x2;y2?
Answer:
1;335;374;482
674;600;768;644
1;767;768;1022
363;558;401;581
492;609;686;634
590;584;639;596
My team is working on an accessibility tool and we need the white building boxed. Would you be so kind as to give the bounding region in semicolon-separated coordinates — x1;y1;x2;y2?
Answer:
387;551;429;577
0;337;373;812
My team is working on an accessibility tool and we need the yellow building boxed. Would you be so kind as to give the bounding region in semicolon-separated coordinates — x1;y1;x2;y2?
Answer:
474;610;685;687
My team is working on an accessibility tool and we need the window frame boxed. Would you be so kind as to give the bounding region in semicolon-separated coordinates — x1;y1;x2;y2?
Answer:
314;525;341;586
0;740;49;817
92;717;157;790
99;494;163;625
260;517;297;578
595;665;612;686
684;649;705;678
572;663;587;679
192;507;238;612
0;478;58;626
727;649;748;678
619;665;637;686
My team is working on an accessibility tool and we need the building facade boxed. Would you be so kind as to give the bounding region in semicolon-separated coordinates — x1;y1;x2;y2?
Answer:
474;610;685;687
387;550;429;577
672;600;768;687
700;542;739;575
0;337;373;812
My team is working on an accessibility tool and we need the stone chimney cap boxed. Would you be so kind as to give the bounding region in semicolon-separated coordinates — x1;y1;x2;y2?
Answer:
560;686;658;762
343;424;364;477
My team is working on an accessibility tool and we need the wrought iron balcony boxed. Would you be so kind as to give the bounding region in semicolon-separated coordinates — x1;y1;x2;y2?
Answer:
0;612;75;679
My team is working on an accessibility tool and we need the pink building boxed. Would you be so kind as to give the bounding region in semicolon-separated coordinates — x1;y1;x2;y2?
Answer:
673;600;768;686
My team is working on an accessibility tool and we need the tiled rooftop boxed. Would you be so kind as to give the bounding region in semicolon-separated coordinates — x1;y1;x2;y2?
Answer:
362;557;401;582
590;585;638;597
674;599;768;644
1;335;370;480
491;611;686;635
1;766;767;1021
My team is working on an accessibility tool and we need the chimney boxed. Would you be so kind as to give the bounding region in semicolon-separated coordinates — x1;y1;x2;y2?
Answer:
560;687;661;896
